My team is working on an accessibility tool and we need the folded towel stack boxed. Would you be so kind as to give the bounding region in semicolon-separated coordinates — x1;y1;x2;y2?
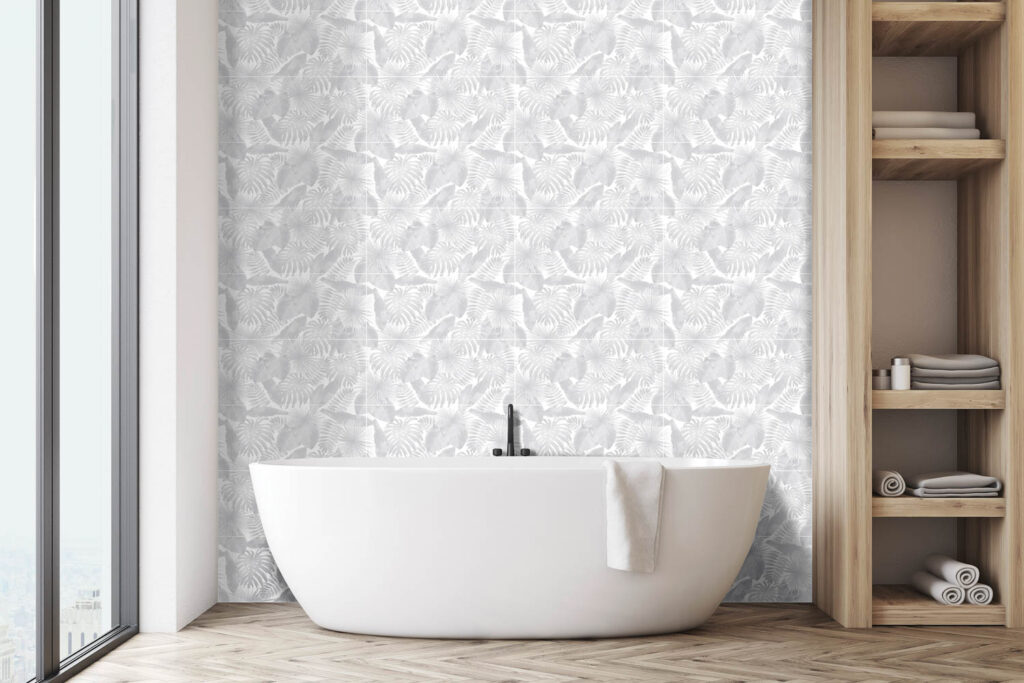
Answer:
873;111;981;140
908;471;1002;498
911;555;994;605
908;353;1001;390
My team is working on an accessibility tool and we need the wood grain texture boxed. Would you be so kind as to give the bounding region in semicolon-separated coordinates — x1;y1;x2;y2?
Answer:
871;389;1005;409
872;2;1005;56
872;496;1006;518
873;585;1005;626
872;139;1005;180
812;0;873;629
70;603;1024;683
958;8;1024;628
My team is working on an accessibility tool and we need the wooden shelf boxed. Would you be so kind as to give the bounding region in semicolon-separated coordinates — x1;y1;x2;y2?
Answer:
872;2;1005;56
873;140;1005;180
872;390;1005;410
873;496;1005;518
873;585;1004;626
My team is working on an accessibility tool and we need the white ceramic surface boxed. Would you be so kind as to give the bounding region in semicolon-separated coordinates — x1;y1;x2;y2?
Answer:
251;457;770;639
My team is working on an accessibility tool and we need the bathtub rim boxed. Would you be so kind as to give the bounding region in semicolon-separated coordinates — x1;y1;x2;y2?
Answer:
250;456;771;471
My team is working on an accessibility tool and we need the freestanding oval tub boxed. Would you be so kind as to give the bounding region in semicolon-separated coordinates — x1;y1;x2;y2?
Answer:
251;457;769;639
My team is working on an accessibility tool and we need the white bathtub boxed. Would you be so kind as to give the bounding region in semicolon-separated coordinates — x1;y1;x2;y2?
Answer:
251;457;769;639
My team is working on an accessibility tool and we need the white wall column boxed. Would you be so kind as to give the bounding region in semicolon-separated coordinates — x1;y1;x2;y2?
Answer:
138;0;218;633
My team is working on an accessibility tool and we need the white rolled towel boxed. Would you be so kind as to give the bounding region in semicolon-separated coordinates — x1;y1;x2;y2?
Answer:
924;554;980;588
872;470;906;497
911;571;965;605
967;583;994;606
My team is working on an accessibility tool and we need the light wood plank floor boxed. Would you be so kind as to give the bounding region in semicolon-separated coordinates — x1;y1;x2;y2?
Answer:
72;602;1024;682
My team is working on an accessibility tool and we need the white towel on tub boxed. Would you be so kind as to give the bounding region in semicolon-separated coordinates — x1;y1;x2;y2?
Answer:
605;460;664;573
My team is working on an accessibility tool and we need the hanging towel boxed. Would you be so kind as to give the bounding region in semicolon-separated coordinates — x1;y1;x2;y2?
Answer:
924;554;980;588
967;584;994;606
910;367;1001;380
873;470;906;497
605;460;664;573
907;354;999;371
911;571;965;605
873;111;976;128
911;380;1002;390
873;127;981;140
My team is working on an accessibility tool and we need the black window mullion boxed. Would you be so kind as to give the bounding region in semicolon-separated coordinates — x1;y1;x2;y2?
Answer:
36;0;138;679
36;0;60;679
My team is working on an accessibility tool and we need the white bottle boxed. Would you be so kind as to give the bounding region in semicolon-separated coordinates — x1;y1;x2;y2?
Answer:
891;357;911;390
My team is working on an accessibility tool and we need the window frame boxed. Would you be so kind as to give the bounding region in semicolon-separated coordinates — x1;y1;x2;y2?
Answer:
35;0;139;680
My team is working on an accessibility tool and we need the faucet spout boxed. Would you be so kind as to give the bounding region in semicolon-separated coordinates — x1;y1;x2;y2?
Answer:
506;403;515;457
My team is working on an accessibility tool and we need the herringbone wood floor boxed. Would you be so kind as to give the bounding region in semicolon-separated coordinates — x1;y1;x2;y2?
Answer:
72;602;1024;682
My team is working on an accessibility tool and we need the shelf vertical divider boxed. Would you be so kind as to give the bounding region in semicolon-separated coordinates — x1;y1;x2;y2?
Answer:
956;3;1024;629
812;0;874;629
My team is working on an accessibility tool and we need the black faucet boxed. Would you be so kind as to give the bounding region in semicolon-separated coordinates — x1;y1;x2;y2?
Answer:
492;403;531;456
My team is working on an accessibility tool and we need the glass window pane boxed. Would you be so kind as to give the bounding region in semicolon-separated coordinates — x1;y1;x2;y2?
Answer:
59;0;114;660
0;3;38;681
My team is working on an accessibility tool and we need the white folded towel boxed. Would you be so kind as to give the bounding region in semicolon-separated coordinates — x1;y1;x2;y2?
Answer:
908;471;1002;491
873;470;906;497
967;583;994;605
911;367;1001;380
873;127;981;140
605;460;664;573
911;571;965;605
924;554;980;588
912;380;1002;390
907;354;1000;371
873;111;976;129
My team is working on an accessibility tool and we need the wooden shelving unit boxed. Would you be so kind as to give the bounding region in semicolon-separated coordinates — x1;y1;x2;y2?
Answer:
873;585;1005;626
872;139;1005;180
872;2;1005;56
872;496;1005;518
872;390;1005;410
813;0;1023;628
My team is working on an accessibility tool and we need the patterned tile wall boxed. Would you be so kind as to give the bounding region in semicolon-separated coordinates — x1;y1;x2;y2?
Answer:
218;0;812;602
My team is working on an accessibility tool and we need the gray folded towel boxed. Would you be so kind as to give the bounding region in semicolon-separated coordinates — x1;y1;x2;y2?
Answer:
907;354;999;371
873;127;981;140
911;367;1001;379
910;375;1001;384
924;554;979;588
872;470;906;497
911;571;965;605
873;111;977;128
967;584;994;605
912;380;1001;390
908;471;1001;498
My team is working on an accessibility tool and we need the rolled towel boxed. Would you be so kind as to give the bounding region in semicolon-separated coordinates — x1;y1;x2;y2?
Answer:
873;111;976;128
873;127;981;140
911;367;1001;380
911;571;965;605
912;380;1001;390
967;583;994;606
924;554;980;588
907;354;999;372
873;470;906;497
